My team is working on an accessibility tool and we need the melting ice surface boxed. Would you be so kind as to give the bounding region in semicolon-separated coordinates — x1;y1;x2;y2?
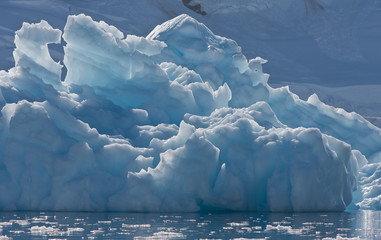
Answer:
0;14;380;212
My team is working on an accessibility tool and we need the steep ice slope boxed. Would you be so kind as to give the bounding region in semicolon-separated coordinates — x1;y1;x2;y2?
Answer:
0;14;380;211
184;0;381;123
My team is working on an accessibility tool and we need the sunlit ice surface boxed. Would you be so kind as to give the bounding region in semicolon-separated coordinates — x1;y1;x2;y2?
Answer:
1;13;381;213
0;2;381;239
0;211;379;239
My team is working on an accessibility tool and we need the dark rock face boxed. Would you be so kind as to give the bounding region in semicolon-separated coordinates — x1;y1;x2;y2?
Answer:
182;0;207;15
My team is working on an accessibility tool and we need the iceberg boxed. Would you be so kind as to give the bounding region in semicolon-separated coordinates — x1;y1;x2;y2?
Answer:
0;14;380;212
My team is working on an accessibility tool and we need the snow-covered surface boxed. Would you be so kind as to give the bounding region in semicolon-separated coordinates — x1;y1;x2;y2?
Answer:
0;12;380;212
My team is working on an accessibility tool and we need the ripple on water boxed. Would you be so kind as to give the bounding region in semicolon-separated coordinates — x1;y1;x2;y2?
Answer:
0;211;378;239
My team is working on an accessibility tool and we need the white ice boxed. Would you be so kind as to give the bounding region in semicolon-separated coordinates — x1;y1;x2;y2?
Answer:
0;14;380;212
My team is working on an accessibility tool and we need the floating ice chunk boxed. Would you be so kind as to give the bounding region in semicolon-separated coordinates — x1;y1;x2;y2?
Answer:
30;226;60;236
0;13;379;212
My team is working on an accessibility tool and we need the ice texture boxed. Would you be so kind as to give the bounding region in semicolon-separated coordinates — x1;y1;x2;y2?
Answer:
0;14;380;212
13;20;63;92
63;14;230;124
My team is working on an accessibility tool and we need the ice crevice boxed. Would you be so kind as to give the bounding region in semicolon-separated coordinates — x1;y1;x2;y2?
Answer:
0;13;380;212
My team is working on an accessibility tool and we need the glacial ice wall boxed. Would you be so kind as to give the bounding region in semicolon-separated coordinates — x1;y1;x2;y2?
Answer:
0;14;380;212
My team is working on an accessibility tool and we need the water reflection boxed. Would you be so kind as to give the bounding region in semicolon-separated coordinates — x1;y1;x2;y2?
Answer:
0;210;379;239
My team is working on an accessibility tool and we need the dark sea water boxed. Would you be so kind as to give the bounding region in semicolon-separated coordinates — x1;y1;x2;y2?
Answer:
0;210;380;239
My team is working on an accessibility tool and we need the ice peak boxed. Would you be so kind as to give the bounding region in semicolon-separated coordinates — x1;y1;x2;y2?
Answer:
147;14;215;42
